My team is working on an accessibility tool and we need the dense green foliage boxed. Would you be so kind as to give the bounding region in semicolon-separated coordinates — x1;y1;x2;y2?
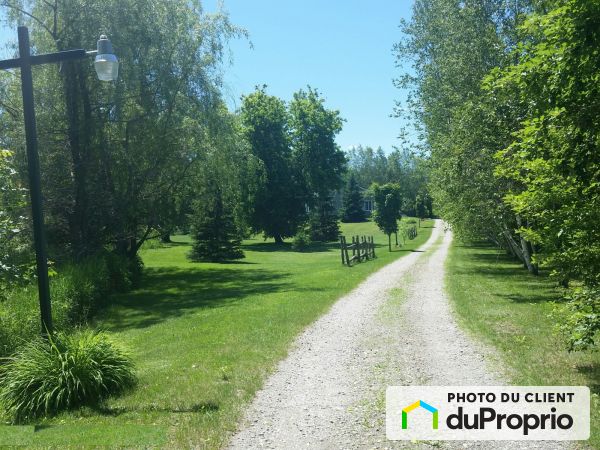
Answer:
0;252;140;357
414;192;432;219
489;1;600;350
289;87;346;200
0;330;135;423
241;86;346;243
397;0;600;348
341;174;366;223
308;197;340;242
291;228;312;251
0;150;31;298
240;88;306;243
290;87;345;240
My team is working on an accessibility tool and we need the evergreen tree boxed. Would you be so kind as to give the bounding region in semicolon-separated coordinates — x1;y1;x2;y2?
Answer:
309;198;340;242
341;175;366;223
188;189;244;262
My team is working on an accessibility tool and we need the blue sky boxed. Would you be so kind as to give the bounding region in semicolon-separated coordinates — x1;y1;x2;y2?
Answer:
0;1;415;152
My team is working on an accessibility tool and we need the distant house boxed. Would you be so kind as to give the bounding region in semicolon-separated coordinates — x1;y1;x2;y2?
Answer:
362;195;374;214
331;187;375;216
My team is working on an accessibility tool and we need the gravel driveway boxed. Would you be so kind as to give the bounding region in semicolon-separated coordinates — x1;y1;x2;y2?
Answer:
227;221;570;450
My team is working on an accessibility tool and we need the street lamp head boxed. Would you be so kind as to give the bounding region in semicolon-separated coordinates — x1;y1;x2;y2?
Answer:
94;35;118;81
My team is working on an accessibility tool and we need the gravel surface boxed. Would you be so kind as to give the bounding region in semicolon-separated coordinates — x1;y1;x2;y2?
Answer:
227;221;571;450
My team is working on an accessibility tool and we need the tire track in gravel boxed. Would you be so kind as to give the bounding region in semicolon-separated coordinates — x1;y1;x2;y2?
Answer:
227;221;571;450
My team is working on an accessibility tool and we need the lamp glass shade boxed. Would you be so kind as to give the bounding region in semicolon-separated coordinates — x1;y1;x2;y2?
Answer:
94;53;118;81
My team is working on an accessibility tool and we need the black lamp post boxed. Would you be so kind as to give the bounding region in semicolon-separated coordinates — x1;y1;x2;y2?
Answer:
0;26;118;335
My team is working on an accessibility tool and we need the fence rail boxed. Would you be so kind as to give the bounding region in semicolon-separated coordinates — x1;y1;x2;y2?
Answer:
340;235;376;266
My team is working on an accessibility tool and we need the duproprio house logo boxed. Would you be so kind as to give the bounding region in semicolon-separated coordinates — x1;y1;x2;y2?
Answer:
402;400;438;430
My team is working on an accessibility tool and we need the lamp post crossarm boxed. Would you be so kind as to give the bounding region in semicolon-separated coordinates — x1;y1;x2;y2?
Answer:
0;48;89;70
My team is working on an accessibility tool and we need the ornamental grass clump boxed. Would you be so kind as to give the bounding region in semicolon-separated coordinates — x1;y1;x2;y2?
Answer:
0;330;136;423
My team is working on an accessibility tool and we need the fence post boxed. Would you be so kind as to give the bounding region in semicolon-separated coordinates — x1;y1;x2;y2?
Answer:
344;236;351;266
358;236;362;261
340;236;346;265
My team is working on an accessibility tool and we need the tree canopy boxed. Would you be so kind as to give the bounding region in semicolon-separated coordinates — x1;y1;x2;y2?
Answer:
240;87;306;243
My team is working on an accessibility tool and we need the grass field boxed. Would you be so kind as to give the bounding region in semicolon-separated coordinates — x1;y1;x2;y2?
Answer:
446;241;600;449
0;219;433;448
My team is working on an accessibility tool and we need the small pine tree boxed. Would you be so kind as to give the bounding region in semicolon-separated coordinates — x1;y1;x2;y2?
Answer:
341;175;366;223
309;198;340;242
188;189;244;262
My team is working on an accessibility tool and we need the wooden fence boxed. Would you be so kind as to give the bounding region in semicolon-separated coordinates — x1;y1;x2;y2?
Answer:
340;235;376;266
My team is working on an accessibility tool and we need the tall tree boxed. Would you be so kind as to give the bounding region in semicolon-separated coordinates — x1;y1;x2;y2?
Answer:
240;87;305;243
289;87;346;240
289;87;346;200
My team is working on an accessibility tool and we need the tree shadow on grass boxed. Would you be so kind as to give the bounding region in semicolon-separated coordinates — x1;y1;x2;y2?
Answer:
242;241;340;253
497;292;558;304
452;242;559;303
163;241;189;247
98;267;293;332
94;402;219;417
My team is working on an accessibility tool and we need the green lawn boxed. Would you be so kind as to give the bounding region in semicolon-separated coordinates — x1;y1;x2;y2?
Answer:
0;219;433;448
446;241;600;449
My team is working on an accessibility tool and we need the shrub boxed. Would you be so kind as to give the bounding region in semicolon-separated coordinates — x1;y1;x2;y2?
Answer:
0;330;136;423
0;252;144;357
140;238;164;250
53;256;110;324
105;252;144;292
558;285;600;351
292;229;312;251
